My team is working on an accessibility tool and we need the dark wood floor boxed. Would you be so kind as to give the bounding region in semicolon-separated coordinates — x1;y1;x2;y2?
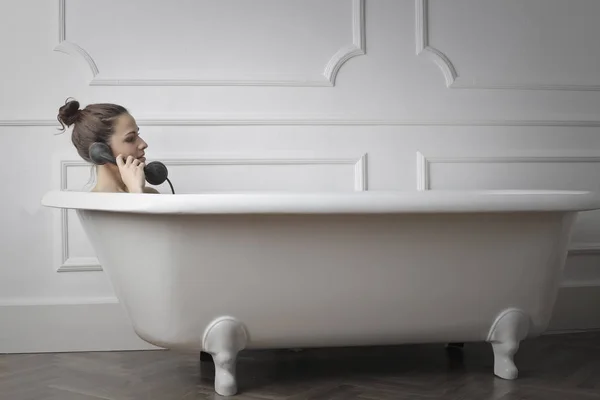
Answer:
1;331;599;399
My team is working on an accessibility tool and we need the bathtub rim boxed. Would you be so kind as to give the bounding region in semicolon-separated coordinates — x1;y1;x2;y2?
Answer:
41;189;600;214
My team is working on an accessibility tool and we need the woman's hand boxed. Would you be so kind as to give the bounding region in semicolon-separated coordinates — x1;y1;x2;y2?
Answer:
116;155;145;193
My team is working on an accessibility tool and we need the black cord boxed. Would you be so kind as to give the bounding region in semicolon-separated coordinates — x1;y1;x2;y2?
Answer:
166;177;175;194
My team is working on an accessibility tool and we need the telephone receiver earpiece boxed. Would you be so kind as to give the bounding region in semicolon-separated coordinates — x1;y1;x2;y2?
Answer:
89;142;174;193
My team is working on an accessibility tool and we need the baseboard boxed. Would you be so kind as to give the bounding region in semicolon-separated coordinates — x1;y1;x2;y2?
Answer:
1;285;599;354
0;300;160;354
547;285;600;332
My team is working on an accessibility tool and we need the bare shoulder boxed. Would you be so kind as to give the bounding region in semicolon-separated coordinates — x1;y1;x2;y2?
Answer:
143;187;160;194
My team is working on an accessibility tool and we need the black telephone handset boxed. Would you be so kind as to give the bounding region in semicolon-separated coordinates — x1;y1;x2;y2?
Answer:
89;142;175;194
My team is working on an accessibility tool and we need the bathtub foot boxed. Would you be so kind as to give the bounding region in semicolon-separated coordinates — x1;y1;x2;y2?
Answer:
486;308;530;380
202;316;248;397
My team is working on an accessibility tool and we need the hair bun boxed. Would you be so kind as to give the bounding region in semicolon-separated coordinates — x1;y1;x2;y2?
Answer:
57;98;81;129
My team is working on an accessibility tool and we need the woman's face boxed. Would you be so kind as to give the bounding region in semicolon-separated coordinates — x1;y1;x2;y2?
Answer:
109;113;148;163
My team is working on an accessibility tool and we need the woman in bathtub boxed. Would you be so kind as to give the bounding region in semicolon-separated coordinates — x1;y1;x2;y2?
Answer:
57;98;159;194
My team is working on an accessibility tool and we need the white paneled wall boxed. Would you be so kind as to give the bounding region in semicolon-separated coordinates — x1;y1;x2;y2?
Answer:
1;0;600;353
420;0;600;90
57;0;364;86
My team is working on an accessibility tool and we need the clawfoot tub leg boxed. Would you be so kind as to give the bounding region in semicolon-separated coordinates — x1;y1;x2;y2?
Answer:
202;316;248;397
486;308;530;380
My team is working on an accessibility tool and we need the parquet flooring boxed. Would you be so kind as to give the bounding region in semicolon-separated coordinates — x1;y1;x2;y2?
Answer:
1;331;599;399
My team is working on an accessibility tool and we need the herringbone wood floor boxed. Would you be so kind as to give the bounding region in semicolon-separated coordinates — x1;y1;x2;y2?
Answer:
1;332;599;399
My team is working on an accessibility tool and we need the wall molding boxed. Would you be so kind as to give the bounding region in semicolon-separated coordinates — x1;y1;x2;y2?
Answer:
57;160;102;272
415;0;600;91
55;0;364;87
6;118;600;127
57;153;367;272
415;150;600;261
415;0;457;88
416;151;600;191
0;300;158;353
54;0;99;76
569;243;600;255
324;0;366;86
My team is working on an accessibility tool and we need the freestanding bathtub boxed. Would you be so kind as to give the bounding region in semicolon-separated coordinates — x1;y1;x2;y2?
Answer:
41;189;600;396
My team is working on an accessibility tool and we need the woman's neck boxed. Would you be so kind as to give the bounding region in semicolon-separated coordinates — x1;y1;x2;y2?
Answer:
93;164;128;192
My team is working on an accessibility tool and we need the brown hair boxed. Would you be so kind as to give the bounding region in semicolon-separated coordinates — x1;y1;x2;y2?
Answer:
57;98;129;162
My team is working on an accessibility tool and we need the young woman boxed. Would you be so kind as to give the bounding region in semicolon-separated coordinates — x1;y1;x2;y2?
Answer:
57;98;158;193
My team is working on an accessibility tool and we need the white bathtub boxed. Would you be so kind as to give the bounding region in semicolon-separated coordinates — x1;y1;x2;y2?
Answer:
41;190;600;396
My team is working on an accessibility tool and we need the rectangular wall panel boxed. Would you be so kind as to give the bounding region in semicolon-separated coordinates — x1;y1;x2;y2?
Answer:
56;154;367;272
417;151;600;288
